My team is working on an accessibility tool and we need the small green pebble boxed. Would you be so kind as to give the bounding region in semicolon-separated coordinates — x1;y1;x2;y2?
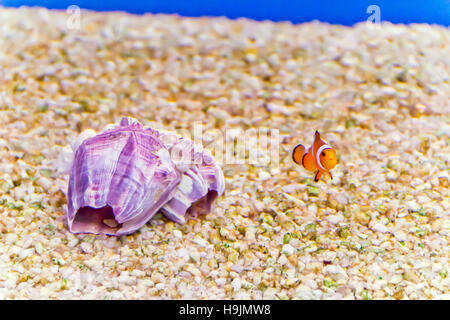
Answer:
8;202;23;210
415;230;425;237
418;209;427;216
323;279;337;288
375;205;388;214
307;186;320;197
283;233;292;244
362;289;371;300
305;222;316;231
337;226;351;238
39;169;53;178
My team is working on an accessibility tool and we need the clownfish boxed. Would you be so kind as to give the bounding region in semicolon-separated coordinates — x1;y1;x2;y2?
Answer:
292;131;337;182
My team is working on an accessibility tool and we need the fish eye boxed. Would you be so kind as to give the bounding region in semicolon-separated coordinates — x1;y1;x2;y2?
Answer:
321;152;326;156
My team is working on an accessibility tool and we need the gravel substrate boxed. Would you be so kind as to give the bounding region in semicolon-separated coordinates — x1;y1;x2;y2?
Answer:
0;7;448;299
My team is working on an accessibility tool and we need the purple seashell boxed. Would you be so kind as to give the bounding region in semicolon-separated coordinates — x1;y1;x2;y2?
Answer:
66;117;225;236
158;132;225;224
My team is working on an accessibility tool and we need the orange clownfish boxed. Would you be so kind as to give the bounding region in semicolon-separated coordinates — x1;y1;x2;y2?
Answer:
292;131;337;182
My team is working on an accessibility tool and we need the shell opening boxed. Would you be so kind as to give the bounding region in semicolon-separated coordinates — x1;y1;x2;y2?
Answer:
71;205;122;235
187;190;219;219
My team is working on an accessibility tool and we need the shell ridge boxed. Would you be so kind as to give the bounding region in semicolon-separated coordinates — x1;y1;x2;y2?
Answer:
78;131;128;213
120;173;180;234
113;165;150;223
105;130;142;222
116;133;175;223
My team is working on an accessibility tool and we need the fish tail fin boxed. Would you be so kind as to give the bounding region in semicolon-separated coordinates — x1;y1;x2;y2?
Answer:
292;144;306;165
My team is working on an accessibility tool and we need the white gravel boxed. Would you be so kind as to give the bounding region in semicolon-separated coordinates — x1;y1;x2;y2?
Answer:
0;7;448;300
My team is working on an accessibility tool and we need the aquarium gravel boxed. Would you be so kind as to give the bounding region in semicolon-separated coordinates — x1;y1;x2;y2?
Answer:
0;7;448;299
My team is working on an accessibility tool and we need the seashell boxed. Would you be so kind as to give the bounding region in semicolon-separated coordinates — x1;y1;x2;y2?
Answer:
66;117;225;236
159;132;225;224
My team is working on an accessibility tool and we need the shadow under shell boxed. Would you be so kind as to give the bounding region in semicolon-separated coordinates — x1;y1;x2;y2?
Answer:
71;205;123;235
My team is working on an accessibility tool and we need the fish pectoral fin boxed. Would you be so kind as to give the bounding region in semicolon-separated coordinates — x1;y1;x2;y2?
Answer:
315;171;332;181
314;171;323;182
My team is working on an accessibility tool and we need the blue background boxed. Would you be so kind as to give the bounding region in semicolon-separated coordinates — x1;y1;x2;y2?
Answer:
1;0;450;26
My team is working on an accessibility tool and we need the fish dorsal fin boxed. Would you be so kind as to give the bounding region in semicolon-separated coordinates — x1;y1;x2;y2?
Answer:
312;131;327;167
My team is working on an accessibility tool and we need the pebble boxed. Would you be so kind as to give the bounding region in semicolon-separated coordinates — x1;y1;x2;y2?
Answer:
282;244;295;256
231;278;241;291
34;243;44;255
295;285;314;299
258;171;271;181
265;103;293;116
267;54;280;67
387;171;398;181
307;204;318;215
405;200;420;212
355;211;371;225
173;230;182;239
80;242;93;254
155;283;165;290
5;233;18;245
371;222;390;233
193;237;208;247
68;238;79;248
278;254;289;265
215;278;226;286
326;214;344;225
